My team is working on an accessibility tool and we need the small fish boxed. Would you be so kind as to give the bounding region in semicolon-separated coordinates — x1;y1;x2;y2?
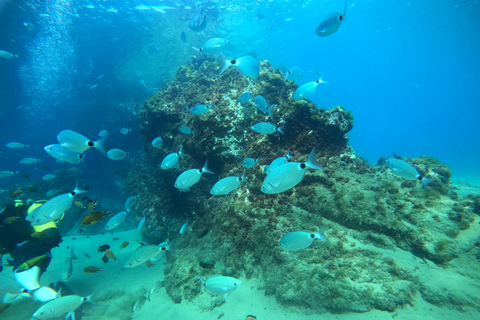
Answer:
283;66;304;83
62;257;73;281
315;0;347;37
179;220;189;234
198;275;241;299
386;158;434;190
113;237;119;240
23;21;34;30
179;125;195;135
124;195;139;211
238;92;252;102
145;261;155;267
19;157;40;165
210;171;248;195
5;142;26;149
279;227;328;251
220;53;259;79
190;104;213;115
120;127;131;135
57;129;107;154
137;216;146;233
254;95;268;114
246;316;257;320
107;148;128;160
189;9;207;32
98;129;108;137
125;243;170;268
101;254;109;263
105;249;119;262
293;76;328;100
133;296;147;312
32;294;91;318
151;136;163;148
150;281;162;295
74;201;85;208
264;150;293;174
70;246;78;260
181;31;187;43
42;174;56;181
0;171;18;179
87;200;99;211
45;189;59;196
261;148;323;194
83;266;103;273
104;211;128;230
161;145;184;170
0;50;17;59
27;187;39;193
10;189;22;199
120;241;129;249
243;157;259;168
23;174;30;179
174;159;215;191
3;216;19;224
81;210;110;226
251;122;284;135
97;244;110;253
195;38;229;54
44;144;84;164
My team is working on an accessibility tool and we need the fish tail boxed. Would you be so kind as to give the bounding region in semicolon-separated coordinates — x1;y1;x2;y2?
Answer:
219;52;231;75
286;149;293;159
93;134;108;154
178;144;184;156
306;148;324;171
318;74;328;84
202;159;215;175
73;183;88;196
316;226;329;242
241;170;249;184
276;126;285;135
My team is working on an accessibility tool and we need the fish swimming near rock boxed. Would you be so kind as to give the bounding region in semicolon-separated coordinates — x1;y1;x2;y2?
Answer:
243;157;259;168
261;148;323;194
190;104;213;115
293;76;328;100
279;227;328;251
107;148;128;160
238;92;252;102
125;242;170;268
252;122;284;135
124;195;139;211
386;158;435;190
104;211;128;230
194;37;229;54
81;210;110;226
254;95;268;114
315;0;347;37
264;150;293;174
179;125;195;135
174;159;214;191
152;136;163;148
220;53;260;79
282;66;304;83
210;171;248;195
133;295;147;312
198;275;242;299
32;294;91;319
161;145;184;170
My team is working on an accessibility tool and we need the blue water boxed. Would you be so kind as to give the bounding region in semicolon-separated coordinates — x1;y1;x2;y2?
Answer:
0;0;479;184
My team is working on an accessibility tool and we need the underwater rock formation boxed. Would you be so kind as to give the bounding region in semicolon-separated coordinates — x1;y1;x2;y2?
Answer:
125;60;479;314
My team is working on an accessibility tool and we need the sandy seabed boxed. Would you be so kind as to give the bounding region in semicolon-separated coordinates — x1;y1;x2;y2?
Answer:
1;181;480;320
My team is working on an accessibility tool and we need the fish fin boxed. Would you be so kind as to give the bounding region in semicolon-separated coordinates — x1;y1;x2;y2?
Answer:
178;144;184;156
268;104;276;121
223;293;228;299
286;149;293;159
192;46;200;52
73;183;87;196
219;52;231;75
315;226;329;242
93;134;108;154
202;159;215;175
306;148;324;171
241;170;248;184
276;126;285;135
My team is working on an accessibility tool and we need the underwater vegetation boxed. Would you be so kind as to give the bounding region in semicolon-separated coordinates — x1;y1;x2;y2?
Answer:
123;60;479;314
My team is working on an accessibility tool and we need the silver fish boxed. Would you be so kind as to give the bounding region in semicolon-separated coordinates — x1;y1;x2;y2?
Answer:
210;171;248;195
32;295;91;319
174;159;214;191
279;228;328;251
104;211;127;230
198;275;241;299
62;257;73;282
161;145;184;170
315;0;347;37
133;296;147;312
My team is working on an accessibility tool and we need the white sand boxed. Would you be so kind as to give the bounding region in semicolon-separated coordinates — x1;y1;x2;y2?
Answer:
2;227;479;320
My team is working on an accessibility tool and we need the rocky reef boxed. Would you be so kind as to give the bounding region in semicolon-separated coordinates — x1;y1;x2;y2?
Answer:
125;59;479;314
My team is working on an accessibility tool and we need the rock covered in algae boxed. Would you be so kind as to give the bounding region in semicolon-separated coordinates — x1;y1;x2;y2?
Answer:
125;60;479;314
